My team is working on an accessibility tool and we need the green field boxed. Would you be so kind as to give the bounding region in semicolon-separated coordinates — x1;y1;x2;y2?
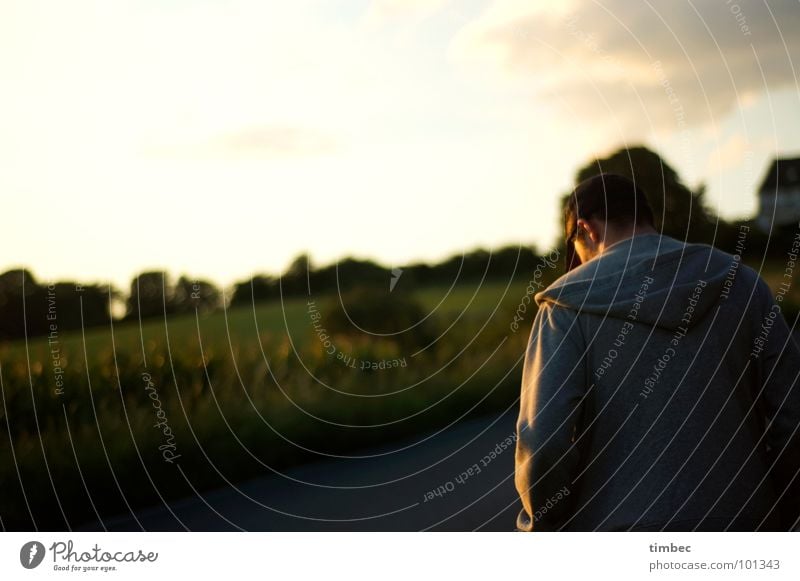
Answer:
0;279;540;530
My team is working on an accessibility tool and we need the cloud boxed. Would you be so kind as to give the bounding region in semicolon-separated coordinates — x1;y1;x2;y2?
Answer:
705;133;749;174
146;126;339;160
451;0;800;133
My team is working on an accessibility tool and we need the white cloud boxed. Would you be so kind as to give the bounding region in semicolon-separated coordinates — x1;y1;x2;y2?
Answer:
451;0;800;133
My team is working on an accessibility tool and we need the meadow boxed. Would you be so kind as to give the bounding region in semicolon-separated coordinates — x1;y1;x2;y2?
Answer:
0;277;543;530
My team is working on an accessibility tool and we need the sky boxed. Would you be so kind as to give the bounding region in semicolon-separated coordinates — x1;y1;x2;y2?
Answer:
2;0;800;290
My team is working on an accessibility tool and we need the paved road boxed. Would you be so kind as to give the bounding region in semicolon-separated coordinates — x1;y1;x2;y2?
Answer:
89;409;521;532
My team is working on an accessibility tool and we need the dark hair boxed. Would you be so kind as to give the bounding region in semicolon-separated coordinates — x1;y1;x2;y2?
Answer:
564;173;655;271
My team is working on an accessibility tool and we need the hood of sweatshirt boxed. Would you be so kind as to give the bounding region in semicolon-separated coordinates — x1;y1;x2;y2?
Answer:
535;233;733;331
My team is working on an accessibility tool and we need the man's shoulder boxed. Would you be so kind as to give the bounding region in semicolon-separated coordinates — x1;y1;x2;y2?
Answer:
530;297;583;347
534;260;601;308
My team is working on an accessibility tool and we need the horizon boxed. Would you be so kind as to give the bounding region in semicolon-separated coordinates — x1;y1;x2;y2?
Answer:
2;238;548;291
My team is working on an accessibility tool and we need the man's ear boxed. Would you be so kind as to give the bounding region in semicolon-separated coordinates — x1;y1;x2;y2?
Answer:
576;218;601;244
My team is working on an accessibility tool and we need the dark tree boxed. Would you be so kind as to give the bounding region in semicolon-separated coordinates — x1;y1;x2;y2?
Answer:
0;271;114;341
574;146;715;243
173;276;222;314
281;253;312;297
126;271;174;320
0;269;45;340
230;275;280;306
42;282;116;332
312;257;387;295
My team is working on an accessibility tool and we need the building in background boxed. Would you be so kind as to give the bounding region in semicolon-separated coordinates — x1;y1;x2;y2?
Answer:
756;157;800;232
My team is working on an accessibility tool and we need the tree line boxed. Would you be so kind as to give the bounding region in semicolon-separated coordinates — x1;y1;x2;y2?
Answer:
0;246;548;342
1;146;795;342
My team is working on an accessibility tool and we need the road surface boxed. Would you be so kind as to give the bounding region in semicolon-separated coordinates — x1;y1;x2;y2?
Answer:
88;409;521;531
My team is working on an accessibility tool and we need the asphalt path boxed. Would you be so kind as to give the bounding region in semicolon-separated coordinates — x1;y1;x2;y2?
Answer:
89;409;521;531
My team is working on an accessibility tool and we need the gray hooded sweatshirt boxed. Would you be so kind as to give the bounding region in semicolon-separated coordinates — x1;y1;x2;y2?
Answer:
515;232;800;531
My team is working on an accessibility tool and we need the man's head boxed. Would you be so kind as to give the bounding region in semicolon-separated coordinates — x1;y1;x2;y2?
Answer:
565;173;656;270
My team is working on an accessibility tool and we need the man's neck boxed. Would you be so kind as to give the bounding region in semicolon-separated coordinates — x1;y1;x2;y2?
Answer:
601;224;657;253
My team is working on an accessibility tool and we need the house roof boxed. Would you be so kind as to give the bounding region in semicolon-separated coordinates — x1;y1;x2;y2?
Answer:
759;157;800;191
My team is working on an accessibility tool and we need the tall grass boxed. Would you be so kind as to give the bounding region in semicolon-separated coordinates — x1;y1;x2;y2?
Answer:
0;280;541;529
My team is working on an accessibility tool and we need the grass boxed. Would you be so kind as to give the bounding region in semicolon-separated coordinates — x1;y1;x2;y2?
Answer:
0;278;540;530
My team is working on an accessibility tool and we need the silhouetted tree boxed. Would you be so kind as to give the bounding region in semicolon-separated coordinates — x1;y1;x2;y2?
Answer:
126;271;174;320
0;269;45;340
281;253;312;297
228;245;547;308
312;257;386;295
488;245;543;279
0;271;115;341
574;146;714;243
401;262;434;286
230;275;280;306
42;282;116;332
173;276;221;314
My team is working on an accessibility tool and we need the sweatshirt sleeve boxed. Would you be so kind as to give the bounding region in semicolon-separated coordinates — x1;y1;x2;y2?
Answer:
755;278;800;530
515;301;587;531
